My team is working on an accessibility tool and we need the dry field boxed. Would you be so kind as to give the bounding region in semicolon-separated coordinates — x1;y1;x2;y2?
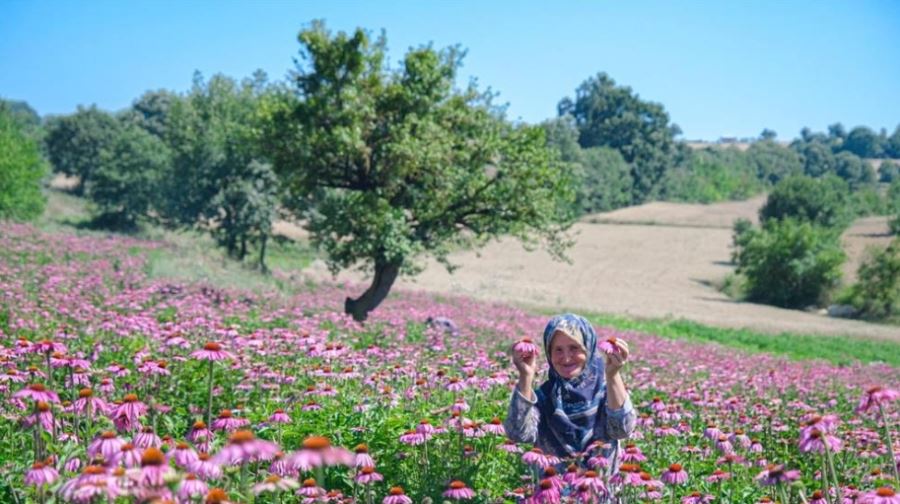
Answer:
301;198;899;341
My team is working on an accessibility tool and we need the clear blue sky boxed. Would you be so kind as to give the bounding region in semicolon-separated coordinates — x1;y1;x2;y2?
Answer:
2;0;898;140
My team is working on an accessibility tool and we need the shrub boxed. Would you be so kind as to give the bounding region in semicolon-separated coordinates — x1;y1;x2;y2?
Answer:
846;238;900;321
735;218;846;308
0;105;47;221
759;175;853;230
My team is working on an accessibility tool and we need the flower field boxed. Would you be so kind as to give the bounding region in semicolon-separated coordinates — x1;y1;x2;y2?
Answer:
0;223;898;503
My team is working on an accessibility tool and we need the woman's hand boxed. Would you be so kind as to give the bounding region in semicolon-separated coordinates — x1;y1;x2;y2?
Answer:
511;343;539;380
604;339;630;378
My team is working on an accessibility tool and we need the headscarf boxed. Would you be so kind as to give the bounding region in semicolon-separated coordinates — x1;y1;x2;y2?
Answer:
535;313;606;457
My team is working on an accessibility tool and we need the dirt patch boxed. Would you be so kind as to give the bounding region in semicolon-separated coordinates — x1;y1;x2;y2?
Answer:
301;198;898;342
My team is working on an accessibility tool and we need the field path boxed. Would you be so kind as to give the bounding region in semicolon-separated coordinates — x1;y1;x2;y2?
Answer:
299;198;899;342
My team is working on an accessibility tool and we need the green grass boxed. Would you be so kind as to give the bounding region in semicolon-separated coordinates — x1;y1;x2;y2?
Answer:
579;311;900;367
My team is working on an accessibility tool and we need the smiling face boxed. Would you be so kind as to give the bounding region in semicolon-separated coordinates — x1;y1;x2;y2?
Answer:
549;330;587;379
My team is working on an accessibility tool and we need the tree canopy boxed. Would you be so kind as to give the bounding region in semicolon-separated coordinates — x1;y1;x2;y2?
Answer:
262;22;576;320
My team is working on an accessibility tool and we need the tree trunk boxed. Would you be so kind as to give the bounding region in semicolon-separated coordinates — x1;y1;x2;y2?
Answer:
345;261;401;322
258;233;269;274
238;236;247;261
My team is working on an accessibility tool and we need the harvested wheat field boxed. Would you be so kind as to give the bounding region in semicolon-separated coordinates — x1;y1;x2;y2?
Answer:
301;197;899;341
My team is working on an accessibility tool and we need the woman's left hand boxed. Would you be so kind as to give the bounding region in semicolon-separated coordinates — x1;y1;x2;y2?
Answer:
604;339;630;377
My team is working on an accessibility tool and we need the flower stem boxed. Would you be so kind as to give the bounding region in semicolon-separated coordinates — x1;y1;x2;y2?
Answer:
205;360;214;428
879;403;900;483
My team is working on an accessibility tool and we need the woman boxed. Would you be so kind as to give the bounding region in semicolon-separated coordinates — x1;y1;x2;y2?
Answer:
504;313;636;495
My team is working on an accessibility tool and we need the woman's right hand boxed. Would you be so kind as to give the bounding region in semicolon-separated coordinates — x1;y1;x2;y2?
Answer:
511;343;538;380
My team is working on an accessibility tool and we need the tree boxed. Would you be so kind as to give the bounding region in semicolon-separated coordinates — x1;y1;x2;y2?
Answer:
43;105;122;195
844;126;882;158
160;72;277;265
735;218;845;308
0;104;47;220
833;151;876;189
263;22;576;321
576;147;633;213
797;141;835;178
0;98;42;142
123;90;176;139
886;125;900;159
746;140;803;185
760;128;777;141
880;160;900;183
827;123;847;145
559;72;678;203
846;238;900;320
759;175;853;230
87;124;169;230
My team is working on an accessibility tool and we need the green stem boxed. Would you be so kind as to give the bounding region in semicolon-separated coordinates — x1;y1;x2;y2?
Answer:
880;403;900;483
205;360;214;428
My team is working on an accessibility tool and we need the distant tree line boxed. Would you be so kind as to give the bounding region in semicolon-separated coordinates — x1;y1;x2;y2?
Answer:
2;23;898;320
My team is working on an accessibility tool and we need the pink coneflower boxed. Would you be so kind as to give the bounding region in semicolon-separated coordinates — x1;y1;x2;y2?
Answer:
253;474;299;495
483;417;505;436
383;486;413;504
860;487;900;503
288;435;352;472
656;424;680;437
399;430;427;445
0;368;26;383
451;398;470;413
191;342;235;362
353;444;375;468
498;439;522;453
25;461;59;487
532;479;561;504
598;336;620;355
706;469;732;483
28;339;67;355
137;447;173;487
173;442;199;469
522;447;561;467
446;377;467;392
25;401;56;433
682;491;715;504
513;338;539;357
295;478;325;498
134;426;162;449
356;466;384;485
190;452;222;480
661;463;688;485
88;431;125;461
443;480;476;500
703;423;722;441
213;430;279;466
755;464;801;486
188;419;212;445
715;435;734;454
799;428;843;454
808;490;828;504
301;400;321;411
72;388;108;418
211;409;249;432
178;473;209;501
611;463;645;487
269;409;290;424
14;383;60;403
622;443;648;462
205;488;235;504
416;419;436;435
577;470;607;496
111;394;147;432
541;467;565;491
857;386;900;414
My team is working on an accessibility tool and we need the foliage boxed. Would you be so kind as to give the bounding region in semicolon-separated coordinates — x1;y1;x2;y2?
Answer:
86;123;170;230
123;89;177;139
880;160;900;183
843;126;883;158
0;98;43;142
559;72;680;203
833;151;876;189
0;104;47;220
160;71;277;265
262;22;576;320
662;147;763;203
845;238;900;321
746;139;803;185
576;147;633;212
734;218;846;308
759;175;853;230
43;105;122;195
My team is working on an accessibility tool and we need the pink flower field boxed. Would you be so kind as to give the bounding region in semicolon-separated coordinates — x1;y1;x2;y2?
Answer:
0;223;898;503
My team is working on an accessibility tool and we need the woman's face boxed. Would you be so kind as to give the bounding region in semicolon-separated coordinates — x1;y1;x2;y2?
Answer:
549;330;587;379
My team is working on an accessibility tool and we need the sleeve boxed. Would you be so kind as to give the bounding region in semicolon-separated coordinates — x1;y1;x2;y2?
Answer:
503;388;540;444
603;393;637;440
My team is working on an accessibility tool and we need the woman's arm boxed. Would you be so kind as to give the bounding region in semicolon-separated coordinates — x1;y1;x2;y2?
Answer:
503;387;540;444
603;339;636;439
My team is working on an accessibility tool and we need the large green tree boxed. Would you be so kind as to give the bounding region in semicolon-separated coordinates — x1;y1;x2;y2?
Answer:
558;72;679;203
263;22;576;321
0;104;47;220
43;105;122;195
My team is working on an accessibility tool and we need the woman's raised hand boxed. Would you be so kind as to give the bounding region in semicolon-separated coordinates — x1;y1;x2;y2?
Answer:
511;342;539;380
603;338;630;377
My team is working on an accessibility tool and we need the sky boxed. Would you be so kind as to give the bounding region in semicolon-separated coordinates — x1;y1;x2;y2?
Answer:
2;0;899;141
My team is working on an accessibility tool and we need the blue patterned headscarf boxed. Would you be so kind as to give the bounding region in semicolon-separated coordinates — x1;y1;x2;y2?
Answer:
535;313;606;457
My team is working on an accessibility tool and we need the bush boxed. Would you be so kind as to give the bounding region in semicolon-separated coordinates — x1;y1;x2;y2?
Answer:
759;175;853;230
0;105;47;221
576;147;633;212
87;124;170;230
735;218;846;308
846;238;900;321
662;148;762;203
